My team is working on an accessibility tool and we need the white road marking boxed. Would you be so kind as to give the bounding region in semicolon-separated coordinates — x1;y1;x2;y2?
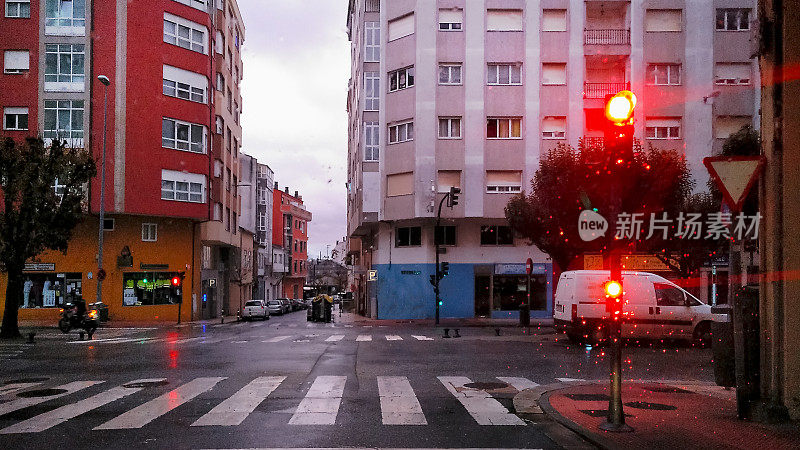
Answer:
94;377;225;430
497;377;540;392
0;378;165;434
377;376;426;425
412;335;434;341
385;335;403;341
170;336;206;344
0;381;104;417
356;335;372;342
231;340;248;343
69;337;154;344
288;376;347;425
325;335;345;342
0;382;43;396
192;376;285;426
555;378;585;383
437;376;525;426
263;336;291;343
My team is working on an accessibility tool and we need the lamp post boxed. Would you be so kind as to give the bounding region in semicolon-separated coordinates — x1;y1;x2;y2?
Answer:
96;75;110;305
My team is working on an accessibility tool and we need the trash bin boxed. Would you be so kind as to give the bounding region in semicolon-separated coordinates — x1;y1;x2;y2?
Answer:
324;299;332;323
711;304;735;387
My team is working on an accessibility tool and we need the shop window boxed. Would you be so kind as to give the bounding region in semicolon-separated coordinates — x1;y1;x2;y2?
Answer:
21;272;82;308
493;274;547;312
123;272;183;306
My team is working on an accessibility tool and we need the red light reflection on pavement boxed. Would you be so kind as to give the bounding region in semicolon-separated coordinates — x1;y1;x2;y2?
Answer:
169;350;178;369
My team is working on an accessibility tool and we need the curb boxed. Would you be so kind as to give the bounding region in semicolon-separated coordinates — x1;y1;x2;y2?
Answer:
537;385;616;450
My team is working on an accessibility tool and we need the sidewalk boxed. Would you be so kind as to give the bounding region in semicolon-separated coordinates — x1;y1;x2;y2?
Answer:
532;380;800;450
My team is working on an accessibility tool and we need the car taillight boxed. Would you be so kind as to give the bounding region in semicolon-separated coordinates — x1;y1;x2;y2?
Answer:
59;308;64;313
571;304;578;321
88;310;98;319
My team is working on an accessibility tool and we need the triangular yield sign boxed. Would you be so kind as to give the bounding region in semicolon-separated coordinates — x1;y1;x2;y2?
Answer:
703;156;765;212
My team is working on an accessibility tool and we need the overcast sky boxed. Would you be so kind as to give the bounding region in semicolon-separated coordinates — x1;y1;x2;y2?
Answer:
238;0;351;260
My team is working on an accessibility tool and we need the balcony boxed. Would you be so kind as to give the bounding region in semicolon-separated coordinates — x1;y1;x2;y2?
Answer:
584;29;630;46
584;82;630;99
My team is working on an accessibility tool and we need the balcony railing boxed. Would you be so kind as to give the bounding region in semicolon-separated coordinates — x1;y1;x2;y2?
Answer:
584;29;631;45
583;82;630;99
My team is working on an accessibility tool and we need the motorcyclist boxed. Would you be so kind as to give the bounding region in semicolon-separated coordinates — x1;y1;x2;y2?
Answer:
74;296;87;323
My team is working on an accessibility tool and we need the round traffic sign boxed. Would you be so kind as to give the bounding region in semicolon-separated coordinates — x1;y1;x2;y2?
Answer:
97;269;106;281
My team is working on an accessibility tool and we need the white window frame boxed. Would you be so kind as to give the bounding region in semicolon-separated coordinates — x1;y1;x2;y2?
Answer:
162;117;207;153
647;64;681;85
438;117;462;139
364;72;379;111
364;121;379;161
486;9;523;32
364;21;380;62
6;0;30;18
44;44;84;91
715;63;752;85
438;63;462;85
388;66;414;92
163;13;207;54
142;223;158;242
388;14;414;41
541;63;566;86
541;117;566;139
438;9;462;31
3;107;28;130
542;9;567;32
4;50;30;74
43;100;84;147
45;0;86;34
646;118;681;140
172;0;208;12
487;63;522;85
163;65;207;103
388;121;414;144
161;169;205;203
645;9;682;33
486;184;522;194
716;8;750;31
486;117;522;139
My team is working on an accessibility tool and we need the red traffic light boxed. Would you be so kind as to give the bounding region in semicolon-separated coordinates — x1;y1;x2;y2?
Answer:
605;90;636;124
171;276;181;286
604;280;622;298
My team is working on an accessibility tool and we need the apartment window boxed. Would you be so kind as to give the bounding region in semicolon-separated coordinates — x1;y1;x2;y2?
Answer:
395;227;421;247
227;88;232;111
45;0;86;30
162;118;206;153
438;64;462;85
225;207;230;230
365;0;378;12
163;65;207;103
646;117;681;139
142;223;157;242
439;8;462;31
4;50;29;74
715;116;751;139
487;9;523;31
486;171;522;194
232;213;236;234
364;22;380;62
234;101;239;123
388;14;414;41
216;73;224;91
437;170;461;193
173;0;208;12
387;172;413;197
487;118;521;139
435;226;457;246
215;31;224;54
227;127;231;152
161;169;205;203
716;9;750;31
227;49;232;73
645;9;682;32
44;100;84;144
3;107;28;130
215;116;223;134
6;0;30;18
542;63;566;85
226;168;231;190
213;202;223;221
542;9;567;32
389;66;414;92
103;218;115;231
43;45;84;91
233;175;238;197
542;117;566;139
715;63;751;85
388;121;413;144
487;64;521;85
364;72;379;110
647;64;681;85
480;226;513;245
364;121;379;161
163;13;207;53
438;117;461;139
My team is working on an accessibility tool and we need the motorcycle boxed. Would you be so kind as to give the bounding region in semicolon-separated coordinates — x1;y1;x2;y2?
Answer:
58;301;99;339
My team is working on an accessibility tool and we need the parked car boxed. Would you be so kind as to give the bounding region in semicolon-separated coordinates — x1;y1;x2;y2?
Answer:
241;300;269;321
553;270;725;344
290;299;301;311
267;300;284;315
277;298;292;314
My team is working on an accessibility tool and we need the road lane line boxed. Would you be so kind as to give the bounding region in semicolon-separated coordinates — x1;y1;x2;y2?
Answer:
325;335;344;342
385;335;403;341
437;376;525;426
356;335;372;342
412;335;434;341
0;381;104;417
0;378;166;434
497;377;540;392
94;377;225;430
377;376;426;425
288;376;347;425
555;378;585;383
192;376;285;426
263;336;291;343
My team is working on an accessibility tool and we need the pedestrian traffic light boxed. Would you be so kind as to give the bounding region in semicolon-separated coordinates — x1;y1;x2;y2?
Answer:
447;186;461;207
604;280;623;320
604;91;636;168
440;261;450;278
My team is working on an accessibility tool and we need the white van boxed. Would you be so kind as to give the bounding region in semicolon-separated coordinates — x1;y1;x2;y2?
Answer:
553;270;724;344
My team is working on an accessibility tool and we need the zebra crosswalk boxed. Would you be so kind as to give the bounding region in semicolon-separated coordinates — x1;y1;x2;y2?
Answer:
62;333;441;346
0;374;578;434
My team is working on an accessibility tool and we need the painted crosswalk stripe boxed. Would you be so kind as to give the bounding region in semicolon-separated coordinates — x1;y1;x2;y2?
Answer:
377;376;426;425
192;376;285;426
496;377;540;392
325;335;344;342
170;336;206;344
555;378;585;383
263;336;290;343
356;335;372;342
0;381;42;396
438;376;525;426
0;378;166;434
94;377;225;430
385;335;403;341
412;335;434;341
0;380;103;417
288;376;347;425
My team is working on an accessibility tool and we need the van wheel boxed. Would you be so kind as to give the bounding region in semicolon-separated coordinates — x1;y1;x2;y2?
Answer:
693;322;712;347
566;331;581;344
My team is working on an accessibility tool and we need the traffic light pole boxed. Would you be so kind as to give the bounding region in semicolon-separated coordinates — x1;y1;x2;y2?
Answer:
433;192;450;326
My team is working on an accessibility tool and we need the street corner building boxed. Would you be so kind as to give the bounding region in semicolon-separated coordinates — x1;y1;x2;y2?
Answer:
344;0;759;319
272;186;311;301
0;0;247;322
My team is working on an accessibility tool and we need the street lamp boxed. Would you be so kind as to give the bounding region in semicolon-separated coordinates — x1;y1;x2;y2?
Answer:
96;75;110;305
